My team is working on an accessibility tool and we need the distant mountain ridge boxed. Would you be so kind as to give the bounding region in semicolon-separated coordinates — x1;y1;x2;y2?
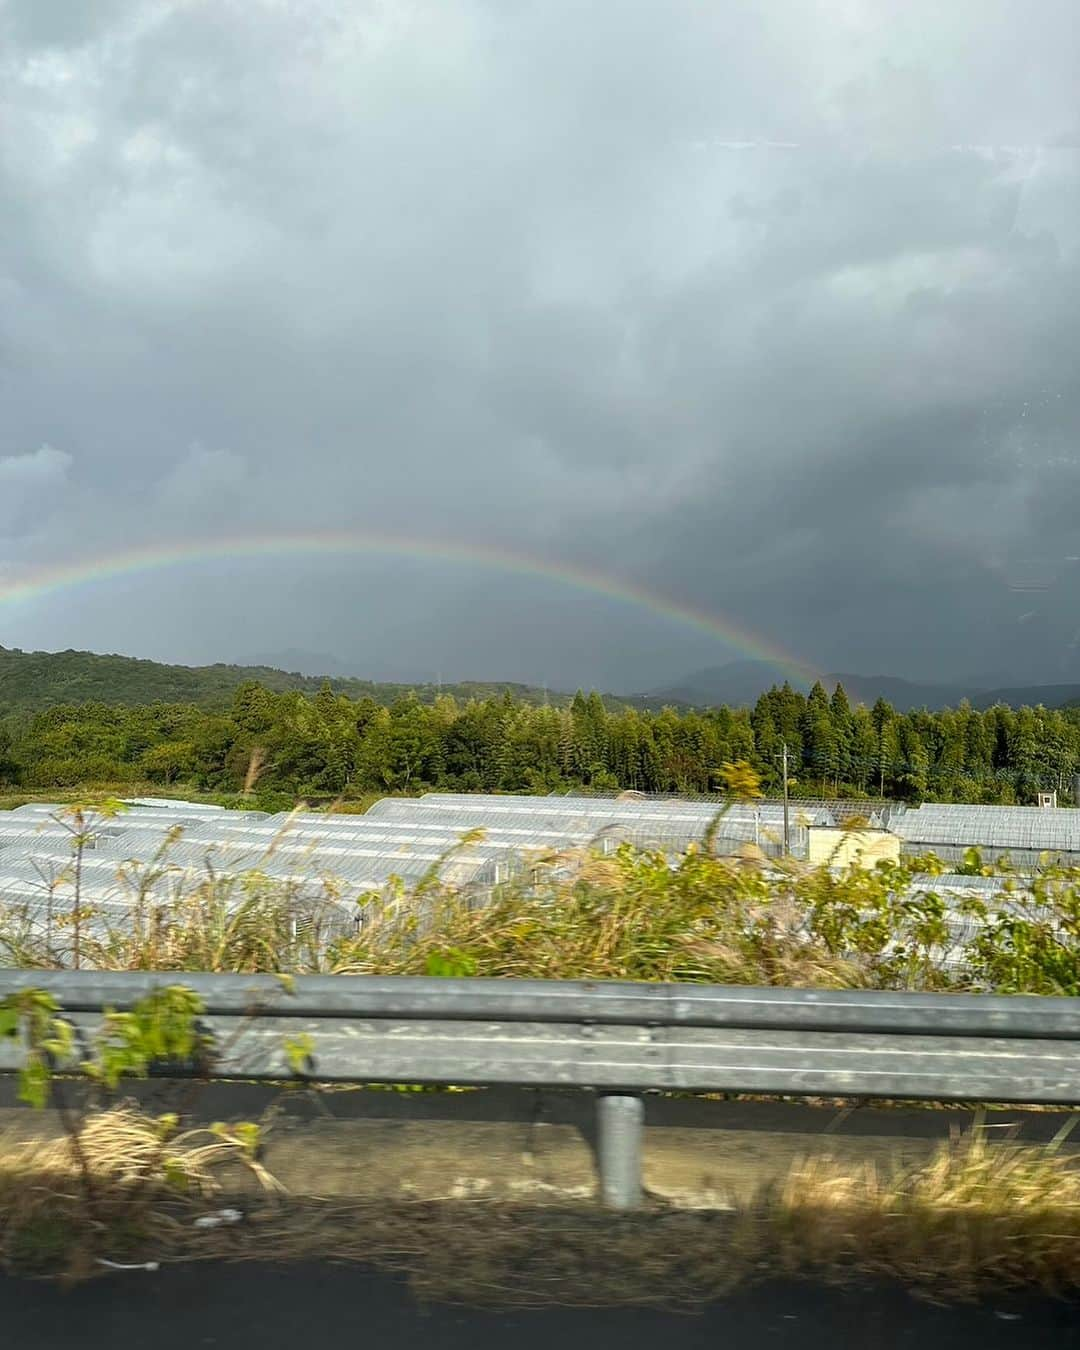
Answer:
2;645;1079;719
251;649;362;678
970;684;1080;712
641;661;1080;713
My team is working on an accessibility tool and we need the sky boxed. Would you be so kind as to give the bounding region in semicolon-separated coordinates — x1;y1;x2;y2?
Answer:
2;0;1079;693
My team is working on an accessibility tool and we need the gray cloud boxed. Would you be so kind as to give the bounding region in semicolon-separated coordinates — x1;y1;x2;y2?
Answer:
1;0;1079;689
0;444;72;533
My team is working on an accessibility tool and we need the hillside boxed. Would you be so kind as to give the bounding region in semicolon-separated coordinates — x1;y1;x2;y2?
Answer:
0;645;577;715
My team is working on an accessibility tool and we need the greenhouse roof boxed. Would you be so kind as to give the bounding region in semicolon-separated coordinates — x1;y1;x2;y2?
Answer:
893;803;1080;851
0;792;817;911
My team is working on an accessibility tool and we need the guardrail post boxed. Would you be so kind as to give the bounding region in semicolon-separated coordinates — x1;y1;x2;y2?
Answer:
597;1092;643;1210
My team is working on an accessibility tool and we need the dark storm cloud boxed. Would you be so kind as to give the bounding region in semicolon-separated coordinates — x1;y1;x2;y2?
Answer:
1;0;1079;688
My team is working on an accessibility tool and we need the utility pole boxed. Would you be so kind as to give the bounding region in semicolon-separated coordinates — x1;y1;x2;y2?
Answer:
782;741;791;856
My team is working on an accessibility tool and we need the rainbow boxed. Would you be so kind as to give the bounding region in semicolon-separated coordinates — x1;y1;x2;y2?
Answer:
0;530;820;687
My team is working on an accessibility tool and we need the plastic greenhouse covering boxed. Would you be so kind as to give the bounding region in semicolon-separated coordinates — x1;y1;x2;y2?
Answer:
0;793;807;937
0;793;1074;965
892;803;1080;855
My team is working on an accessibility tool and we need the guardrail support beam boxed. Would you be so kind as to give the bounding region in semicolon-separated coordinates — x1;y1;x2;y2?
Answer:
597;1092;644;1210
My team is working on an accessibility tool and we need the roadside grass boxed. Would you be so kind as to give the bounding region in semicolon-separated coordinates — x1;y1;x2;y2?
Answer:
1;1106;1078;1302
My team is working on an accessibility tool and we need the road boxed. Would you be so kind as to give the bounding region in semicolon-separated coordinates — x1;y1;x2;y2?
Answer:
2;1266;1074;1349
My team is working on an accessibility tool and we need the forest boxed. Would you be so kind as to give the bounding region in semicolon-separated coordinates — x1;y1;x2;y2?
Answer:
2;677;1080;806
0;644;560;714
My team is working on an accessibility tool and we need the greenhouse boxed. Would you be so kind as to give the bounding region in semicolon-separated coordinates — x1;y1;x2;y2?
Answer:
891;803;1080;865
0;792;819;953
0;793;1067;975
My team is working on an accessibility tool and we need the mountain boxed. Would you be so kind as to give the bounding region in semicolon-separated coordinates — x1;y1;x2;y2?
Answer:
0;645;578;715
953;670;1028;692
823;673;970;712
971;683;1080;711
250;649;360;678
640;661;1080;713
640;661;814;708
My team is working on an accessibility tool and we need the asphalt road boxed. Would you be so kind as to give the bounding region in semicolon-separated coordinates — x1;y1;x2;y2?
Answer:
2;1266;1076;1350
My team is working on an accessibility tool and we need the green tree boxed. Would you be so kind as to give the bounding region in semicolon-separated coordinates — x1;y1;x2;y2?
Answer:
871;698;900;798
895;720;930;801
140;741;196;785
232;681;277;735
829;684;854;792
0;723;18;785
850;705;877;793
801;682;837;793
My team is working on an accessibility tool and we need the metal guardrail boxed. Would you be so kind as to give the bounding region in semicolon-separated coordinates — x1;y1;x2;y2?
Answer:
1;972;1079;1208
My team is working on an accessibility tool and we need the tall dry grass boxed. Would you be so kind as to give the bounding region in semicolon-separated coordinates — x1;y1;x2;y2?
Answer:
1;1107;1078;1300
330;844;866;987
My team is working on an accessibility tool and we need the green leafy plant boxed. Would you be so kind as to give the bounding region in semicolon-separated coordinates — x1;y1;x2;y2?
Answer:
210;1119;262;1160
0;988;76;1107
424;947;479;978
964;874;1080;994
282;1032;315;1075
85;985;214;1088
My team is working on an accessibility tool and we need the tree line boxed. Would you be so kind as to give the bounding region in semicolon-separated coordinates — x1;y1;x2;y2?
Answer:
2;678;1080;805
